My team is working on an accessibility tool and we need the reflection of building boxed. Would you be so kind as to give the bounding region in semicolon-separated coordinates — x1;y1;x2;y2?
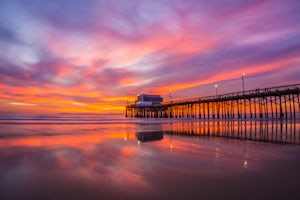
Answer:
136;94;163;106
136;131;163;142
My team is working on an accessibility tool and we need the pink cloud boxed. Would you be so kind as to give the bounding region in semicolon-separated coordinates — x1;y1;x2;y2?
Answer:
0;0;299;113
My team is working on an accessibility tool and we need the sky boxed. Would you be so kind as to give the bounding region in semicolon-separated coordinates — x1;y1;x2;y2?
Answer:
0;0;299;114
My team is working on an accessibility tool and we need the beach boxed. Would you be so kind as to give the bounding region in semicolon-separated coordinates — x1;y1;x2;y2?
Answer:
0;114;300;200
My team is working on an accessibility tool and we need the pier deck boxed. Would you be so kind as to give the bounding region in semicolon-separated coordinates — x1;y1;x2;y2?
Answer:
126;84;300;119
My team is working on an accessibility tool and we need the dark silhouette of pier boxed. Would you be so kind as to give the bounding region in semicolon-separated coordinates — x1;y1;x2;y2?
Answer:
164;120;300;145
126;84;300;119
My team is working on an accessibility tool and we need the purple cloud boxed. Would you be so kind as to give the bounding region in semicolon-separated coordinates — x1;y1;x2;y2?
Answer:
0;0;299;112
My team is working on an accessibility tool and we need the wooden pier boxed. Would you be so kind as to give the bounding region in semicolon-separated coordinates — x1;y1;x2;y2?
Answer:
125;84;300;119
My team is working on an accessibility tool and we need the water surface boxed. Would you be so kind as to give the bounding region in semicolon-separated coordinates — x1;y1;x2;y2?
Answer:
0;114;299;200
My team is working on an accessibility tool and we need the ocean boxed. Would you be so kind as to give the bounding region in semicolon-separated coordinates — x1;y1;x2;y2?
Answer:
0;114;299;200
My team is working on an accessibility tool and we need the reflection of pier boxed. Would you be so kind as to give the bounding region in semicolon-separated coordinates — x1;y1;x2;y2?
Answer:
136;131;163;142
126;84;300;119
165;120;300;145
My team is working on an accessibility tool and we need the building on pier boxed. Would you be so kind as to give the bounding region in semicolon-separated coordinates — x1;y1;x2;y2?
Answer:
136;94;163;106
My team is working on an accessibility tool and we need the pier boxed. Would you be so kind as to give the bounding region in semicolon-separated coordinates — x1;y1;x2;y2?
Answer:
125;84;300;119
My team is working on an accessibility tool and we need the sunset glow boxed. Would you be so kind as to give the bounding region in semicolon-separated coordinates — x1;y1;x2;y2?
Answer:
0;0;299;114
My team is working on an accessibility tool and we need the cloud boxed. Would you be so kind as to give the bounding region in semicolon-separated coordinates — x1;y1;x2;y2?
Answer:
0;0;299;113
0;23;21;45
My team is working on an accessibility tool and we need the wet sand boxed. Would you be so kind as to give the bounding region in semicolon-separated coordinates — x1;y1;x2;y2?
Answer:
0;117;299;200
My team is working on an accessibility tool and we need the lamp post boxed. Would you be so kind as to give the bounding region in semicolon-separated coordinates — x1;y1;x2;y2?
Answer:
125;98;128;117
242;73;245;94
215;84;219;119
169;90;173;118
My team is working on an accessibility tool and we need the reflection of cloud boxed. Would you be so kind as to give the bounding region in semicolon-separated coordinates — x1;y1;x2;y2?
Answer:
0;124;151;196
0;0;300;113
